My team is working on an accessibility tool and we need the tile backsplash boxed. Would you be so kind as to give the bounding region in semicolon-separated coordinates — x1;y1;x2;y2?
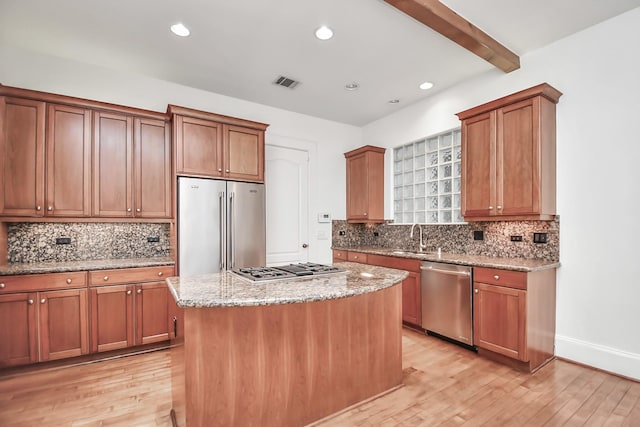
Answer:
332;217;559;261
7;223;171;263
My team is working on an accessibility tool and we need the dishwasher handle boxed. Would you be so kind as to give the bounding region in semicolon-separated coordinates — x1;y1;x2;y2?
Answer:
420;265;471;277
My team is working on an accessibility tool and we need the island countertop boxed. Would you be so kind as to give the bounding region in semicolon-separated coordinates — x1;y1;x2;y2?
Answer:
166;261;408;308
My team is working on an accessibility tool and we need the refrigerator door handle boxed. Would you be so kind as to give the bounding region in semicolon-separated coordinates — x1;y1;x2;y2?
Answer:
219;191;225;270
229;192;235;268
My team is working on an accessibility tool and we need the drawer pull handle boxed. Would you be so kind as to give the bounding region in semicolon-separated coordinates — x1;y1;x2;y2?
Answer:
158;272;163;277
28;299;34;305
494;275;500;280
103;276;109;281
40;298;46;304
66;278;72;284
127;290;132;295
0;283;5;289
137;289;142;294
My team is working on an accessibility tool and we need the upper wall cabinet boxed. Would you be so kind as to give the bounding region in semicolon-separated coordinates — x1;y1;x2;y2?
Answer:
345;145;385;224
456;83;562;221
0;84;172;220
168;105;268;183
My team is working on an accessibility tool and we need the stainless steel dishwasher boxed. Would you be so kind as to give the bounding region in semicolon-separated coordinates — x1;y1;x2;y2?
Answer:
420;261;473;347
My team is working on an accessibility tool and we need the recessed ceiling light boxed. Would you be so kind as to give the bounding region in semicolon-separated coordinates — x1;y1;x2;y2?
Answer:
345;82;359;91
315;26;334;40
419;81;434;90
388;99;400;104
170;23;190;37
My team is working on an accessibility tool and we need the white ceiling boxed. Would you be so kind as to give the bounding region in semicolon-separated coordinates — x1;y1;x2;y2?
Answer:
1;0;639;125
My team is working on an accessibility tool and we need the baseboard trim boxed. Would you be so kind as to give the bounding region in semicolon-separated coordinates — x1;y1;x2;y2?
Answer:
555;335;640;381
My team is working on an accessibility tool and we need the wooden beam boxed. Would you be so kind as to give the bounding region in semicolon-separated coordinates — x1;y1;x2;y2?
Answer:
384;0;520;73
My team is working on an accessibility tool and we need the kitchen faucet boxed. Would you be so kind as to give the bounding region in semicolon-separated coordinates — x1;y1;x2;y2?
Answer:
410;223;427;252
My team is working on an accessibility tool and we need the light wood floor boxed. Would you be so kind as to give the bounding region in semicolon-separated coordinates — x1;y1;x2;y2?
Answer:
1;329;638;426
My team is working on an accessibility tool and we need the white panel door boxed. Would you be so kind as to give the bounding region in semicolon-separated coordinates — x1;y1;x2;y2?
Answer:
266;145;309;266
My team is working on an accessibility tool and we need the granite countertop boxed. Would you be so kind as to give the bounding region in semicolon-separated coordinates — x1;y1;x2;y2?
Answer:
166;262;408;308
333;246;559;272
0;257;175;276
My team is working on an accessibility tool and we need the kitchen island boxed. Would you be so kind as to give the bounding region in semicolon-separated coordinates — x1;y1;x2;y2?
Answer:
166;262;408;427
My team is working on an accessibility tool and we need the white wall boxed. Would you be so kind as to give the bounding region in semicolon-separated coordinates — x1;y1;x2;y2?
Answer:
0;46;358;264
363;8;640;379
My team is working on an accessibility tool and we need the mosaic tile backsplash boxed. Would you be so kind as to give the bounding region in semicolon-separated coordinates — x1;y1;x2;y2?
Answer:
332;217;559;261
7;223;171;263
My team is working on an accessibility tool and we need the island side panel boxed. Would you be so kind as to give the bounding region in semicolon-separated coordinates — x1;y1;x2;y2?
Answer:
174;283;402;427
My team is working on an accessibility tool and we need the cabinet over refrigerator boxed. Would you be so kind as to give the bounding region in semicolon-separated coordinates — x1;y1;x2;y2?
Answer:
178;177;266;277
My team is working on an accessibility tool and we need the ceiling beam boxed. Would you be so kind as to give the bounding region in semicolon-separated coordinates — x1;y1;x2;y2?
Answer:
384;0;520;73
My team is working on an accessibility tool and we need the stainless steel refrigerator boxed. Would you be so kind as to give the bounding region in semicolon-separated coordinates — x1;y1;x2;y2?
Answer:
178;177;266;277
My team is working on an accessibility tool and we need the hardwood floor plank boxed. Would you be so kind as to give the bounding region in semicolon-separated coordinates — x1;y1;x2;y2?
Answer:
1;329;639;426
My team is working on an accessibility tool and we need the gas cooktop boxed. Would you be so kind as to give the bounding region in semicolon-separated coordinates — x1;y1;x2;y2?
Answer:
232;263;345;282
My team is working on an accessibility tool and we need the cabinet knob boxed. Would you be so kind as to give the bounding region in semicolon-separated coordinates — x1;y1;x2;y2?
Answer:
225;169;230;173
474;289;479;294
137;289;142;294
28;299;34;305
353;256;358;259
66;278;72;284
0;283;5;289
36;205;41;211
127;208;132;212
40;298;46;304
218;168;222;172
127;290;132;295
364;212;367;216
489;206;493;210
103;276;109;281
494;275;500;280
136;208;141;213
48;206;53;211
158;271;163;277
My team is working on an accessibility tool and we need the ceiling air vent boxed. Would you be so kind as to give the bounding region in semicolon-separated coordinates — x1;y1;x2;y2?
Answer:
273;75;300;89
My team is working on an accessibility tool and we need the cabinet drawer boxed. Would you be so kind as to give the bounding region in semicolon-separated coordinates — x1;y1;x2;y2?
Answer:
89;266;175;286
0;271;87;294
347;252;367;263
367;254;421;272
474;267;527;290
332;250;348;262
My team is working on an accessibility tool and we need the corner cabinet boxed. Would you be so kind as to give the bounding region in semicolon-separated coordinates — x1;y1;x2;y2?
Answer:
169;105;268;183
473;267;556;372
457;83;562;221
344;145;385;224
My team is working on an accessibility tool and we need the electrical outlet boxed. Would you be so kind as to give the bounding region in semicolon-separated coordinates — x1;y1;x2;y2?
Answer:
338;230;346;236
533;233;548;244
373;231;379;237
55;237;71;245
510;235;523;242
473;230;484;241
147;236;160;243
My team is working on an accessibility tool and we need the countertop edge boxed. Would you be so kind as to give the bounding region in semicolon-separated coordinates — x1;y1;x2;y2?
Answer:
0;257;176;276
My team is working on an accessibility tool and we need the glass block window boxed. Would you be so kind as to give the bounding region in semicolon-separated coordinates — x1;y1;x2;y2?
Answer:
393;128;463;224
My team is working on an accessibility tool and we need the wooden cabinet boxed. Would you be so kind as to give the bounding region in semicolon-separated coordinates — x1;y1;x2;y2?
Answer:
457;83;562;221
0;97;45;216
135;118;172;218
169;105;268;182
344;146;385;223
0;272;89;368
89;266;174;352
334;250;421;326
473;266;556;372
46;104;91;217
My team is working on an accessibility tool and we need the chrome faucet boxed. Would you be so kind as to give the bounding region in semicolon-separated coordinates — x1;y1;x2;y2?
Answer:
410;223;427;252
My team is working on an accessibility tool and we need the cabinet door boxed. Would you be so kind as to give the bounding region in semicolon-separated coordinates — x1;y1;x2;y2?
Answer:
497;98;540;216
473;282;527;361
401;271;421;325
175;115;223;177
93;111;133;217
90;285;134;352
0;97;45;216
46;104;91;216
39;289;88;361
223;124;264;182
461;112;495;217
134;118;171;218
135;282;169;345
0;293;38;367
346;153;369;220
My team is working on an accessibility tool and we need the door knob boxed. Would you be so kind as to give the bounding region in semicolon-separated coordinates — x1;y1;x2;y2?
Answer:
302;243;308;248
